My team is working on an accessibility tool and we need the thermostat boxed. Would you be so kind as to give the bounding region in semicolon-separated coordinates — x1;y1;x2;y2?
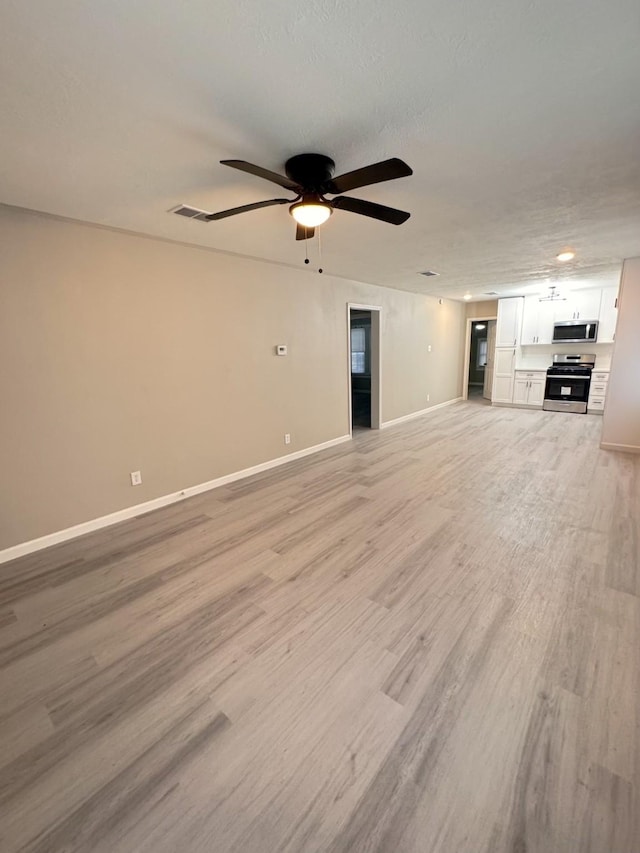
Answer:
276;345;288;356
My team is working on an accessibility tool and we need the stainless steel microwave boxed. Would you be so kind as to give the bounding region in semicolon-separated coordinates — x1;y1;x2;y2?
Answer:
552;320;598;344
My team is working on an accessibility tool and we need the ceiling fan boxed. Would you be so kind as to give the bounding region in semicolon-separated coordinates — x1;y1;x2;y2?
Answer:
198;153;413;240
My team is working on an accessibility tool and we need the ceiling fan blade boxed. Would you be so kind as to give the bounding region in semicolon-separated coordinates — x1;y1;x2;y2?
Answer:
296;223;315;241
332;196;410;225
221;160;301;191
327;158;412;194
205;198;290;221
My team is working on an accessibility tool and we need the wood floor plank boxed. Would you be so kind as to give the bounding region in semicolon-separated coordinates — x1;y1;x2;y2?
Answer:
0;402;638;852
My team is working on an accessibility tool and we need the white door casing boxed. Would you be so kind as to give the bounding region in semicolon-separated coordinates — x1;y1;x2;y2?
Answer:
347;303;382;433
483;320;496;399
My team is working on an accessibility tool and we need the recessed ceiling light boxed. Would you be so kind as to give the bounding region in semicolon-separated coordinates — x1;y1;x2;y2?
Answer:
556;250;575;262
463;294;472;301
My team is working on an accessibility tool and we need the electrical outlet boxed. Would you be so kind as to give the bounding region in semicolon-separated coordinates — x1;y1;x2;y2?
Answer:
284;433;291;445
427;394;430;402
428;345;432;352
130;470;142;486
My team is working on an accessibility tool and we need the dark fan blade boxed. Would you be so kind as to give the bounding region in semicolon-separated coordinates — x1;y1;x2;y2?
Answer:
296;223;315;241
221;160;301;192
205;198;290;221
327;158;412;194
332;196;410;225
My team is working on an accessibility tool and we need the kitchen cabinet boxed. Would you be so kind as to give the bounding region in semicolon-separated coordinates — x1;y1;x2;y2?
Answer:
513;371;546;407
597;286;618;343
492;347;516;403
520;297;556;345
553;289;602;323
493;298;523;404
495;297;523;347
588;370;609;414
520;286;618;345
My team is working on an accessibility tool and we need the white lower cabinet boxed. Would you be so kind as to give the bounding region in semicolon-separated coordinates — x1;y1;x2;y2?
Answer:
588;371;609;414
493;375;515;403
512;371;546;407
491;348;516;403
528;380;545;407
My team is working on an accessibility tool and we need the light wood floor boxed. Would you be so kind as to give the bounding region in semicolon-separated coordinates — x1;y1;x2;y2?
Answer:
1;403;639;852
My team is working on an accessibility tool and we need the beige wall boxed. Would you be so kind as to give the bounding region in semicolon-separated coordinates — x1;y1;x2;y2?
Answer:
0;206;465;549
465;300;498;319
601;258;640;452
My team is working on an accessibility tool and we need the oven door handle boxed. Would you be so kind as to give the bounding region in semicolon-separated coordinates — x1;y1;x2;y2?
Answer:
546;374;590;380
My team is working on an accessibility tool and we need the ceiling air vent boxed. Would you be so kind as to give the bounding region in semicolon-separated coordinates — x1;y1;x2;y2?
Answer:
419;270;439;277
484;291;499;295
170;204;212;222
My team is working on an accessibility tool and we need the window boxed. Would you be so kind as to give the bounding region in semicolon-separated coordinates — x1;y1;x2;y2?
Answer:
351;327;366;374
477;339;488;368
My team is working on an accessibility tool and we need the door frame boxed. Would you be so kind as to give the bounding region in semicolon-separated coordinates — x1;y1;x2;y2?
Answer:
347;303;382;434
483;319;497;400
462;315;497;401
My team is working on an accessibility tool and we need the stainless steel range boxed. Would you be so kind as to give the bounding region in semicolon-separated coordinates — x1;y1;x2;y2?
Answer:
542;354;595;414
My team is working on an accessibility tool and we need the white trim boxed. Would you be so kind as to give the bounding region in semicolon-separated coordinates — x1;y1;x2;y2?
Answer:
0;434;351;565
381;397;463;429
347;303;382;433
346;302;384;311
599;442;640;454
461;315;497;400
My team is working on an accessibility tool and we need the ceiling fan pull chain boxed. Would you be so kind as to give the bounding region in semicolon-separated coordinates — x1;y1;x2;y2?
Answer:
318;226;323;274
304;229;310;264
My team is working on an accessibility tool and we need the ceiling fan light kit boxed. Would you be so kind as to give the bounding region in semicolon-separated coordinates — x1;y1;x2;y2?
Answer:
182;153;413;246
290;198;333;228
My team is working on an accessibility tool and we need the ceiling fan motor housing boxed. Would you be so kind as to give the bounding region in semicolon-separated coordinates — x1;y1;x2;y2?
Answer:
284;154;336;192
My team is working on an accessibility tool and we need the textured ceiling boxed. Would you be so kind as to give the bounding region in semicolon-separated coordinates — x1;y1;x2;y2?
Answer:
1;0;639;299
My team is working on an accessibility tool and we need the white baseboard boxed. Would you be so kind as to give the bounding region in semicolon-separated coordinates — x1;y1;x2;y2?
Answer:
600;441;640;454
0;434;352;565
380;397;463;429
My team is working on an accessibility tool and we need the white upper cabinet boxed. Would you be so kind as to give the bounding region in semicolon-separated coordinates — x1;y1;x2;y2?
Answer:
519;286;618;345
496;297;523;348
520;296;556;345
553;288;602;322
597;285;619;342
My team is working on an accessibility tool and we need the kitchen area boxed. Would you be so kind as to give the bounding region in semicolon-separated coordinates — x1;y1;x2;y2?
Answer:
490;284;618;415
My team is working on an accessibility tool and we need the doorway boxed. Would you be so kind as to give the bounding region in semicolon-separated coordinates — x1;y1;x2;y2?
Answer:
462;317;497;403
347;304;381;432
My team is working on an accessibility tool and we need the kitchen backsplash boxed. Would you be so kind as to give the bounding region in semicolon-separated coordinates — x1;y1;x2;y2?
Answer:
517;342;613;371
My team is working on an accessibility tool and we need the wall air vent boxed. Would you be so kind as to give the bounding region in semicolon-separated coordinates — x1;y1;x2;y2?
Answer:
419;270;439;277
170;204;212;222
